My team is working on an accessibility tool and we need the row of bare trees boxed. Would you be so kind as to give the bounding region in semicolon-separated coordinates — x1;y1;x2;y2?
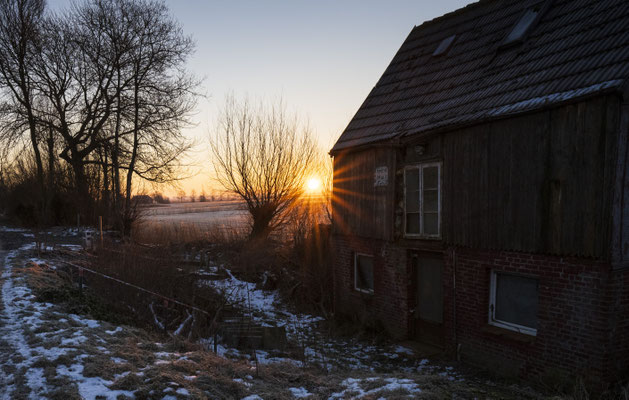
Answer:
0;0;197;231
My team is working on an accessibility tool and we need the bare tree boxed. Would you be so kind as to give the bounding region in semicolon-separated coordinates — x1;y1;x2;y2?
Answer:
120;0;197;225
0;0;46;216
314;151;333;224
29;0;196;228
33;3;128;215
211;96;317;239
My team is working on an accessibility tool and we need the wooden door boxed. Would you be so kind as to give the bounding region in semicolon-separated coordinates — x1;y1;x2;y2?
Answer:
412;253;444;347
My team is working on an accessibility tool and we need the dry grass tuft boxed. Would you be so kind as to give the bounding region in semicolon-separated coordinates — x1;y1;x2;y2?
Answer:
131;220;247;246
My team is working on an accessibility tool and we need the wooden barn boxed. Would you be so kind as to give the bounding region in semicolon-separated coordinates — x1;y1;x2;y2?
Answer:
330;0;629;386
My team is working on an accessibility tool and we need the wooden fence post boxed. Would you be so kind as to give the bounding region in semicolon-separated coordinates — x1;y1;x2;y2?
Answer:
99;216;103;247
79;267;84;296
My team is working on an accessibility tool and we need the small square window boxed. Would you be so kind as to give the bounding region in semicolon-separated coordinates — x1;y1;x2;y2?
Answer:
354;254;374;294
489;271;539;336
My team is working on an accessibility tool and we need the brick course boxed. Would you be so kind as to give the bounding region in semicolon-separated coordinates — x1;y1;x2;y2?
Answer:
332;234;409;338
444;248;613;384
332;235;629;386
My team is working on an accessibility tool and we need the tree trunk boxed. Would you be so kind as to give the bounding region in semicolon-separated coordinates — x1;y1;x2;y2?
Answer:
26;109;46;223
123;83;140;236
102;147;109;223
46;128;55;224
250;205;276;240
112;71;122;229
70;159;90;223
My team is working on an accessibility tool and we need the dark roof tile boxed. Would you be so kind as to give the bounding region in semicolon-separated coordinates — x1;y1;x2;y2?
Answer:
332;0;629;153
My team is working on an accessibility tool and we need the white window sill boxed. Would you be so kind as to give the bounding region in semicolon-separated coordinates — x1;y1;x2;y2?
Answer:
488;320;537;337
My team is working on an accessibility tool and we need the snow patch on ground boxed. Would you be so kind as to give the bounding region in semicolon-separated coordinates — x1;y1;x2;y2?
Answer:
328;377;421;399
288;386;313;398
70;313;101;328
57;364;134;399
105;326;123;335
198;265;464;374
0;244;132;399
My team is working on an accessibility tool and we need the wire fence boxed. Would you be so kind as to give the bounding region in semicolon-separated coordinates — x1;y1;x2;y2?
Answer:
56;258;214;317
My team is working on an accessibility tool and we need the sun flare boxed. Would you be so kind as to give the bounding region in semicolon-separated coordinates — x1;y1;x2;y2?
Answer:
305;177;322;194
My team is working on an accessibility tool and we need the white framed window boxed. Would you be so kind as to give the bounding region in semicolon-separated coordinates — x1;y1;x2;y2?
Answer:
354;253;374;294
404;162;441;238
489;271;539;336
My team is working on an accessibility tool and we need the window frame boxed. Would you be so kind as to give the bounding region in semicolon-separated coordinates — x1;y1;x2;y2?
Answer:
488;270;538;336
354;253;374;294
403;162;442;239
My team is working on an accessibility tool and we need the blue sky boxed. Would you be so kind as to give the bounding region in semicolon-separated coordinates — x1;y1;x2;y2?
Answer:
47;0;474;192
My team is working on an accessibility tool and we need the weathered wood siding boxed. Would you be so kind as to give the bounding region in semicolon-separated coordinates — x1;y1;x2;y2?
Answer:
332;147;395;240
438;95;620;259
611;100;629;267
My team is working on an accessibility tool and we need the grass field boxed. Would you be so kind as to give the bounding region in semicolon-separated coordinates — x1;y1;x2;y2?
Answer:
141;201;250;230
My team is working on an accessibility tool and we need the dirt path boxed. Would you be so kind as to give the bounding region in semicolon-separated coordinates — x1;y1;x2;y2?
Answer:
0;238;10;394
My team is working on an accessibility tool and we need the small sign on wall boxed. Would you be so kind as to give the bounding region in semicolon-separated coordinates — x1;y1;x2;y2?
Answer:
374;166;388;187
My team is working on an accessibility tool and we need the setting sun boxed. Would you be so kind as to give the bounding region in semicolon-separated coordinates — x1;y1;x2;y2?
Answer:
305;177;322;194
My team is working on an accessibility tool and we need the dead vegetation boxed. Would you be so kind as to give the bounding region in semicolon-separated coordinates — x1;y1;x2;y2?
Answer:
7;230;624;399
131;219;248;247
0;242;554;399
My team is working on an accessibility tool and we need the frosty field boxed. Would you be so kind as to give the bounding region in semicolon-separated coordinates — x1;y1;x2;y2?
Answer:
140;201;250;231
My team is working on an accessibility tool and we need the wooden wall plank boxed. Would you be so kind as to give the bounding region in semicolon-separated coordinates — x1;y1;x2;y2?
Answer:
438;95;618;259
332;94;620;260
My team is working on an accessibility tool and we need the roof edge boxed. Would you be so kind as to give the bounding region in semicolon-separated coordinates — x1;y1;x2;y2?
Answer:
330;80;625;156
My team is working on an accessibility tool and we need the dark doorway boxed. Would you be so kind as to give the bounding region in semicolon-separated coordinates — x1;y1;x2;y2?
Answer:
411;253;444;347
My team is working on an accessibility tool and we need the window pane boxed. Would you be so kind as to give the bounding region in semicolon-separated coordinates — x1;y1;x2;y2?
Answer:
423;213;438;235
356;255;374;292
405;168;419;192
495;274;538;329
423;190;438;213
406;190;420;213
406;213;420;234
423;166;438;189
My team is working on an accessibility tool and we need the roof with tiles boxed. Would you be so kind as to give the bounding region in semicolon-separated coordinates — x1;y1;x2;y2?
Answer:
331;0;629;153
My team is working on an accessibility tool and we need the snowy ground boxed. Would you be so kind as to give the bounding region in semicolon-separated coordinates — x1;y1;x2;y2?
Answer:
0;226;543;399
0;242;134;398
199;264;453;373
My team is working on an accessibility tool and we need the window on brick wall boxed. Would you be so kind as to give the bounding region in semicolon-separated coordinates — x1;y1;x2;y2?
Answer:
404;163;441;237
489;271;539;336
354;254;374;294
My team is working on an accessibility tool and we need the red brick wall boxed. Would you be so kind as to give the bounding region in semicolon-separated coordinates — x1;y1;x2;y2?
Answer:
332;235;628;386
607;267;629;383
443;247;619;386
332;234;409;338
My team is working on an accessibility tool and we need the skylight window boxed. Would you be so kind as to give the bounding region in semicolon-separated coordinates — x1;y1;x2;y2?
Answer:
503;9;539;45
433;34;456;56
